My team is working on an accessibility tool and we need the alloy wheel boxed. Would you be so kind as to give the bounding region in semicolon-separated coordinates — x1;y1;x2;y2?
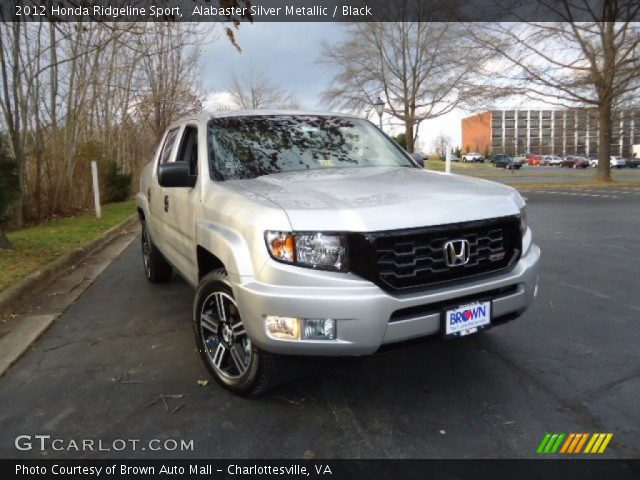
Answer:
141;225;151;277
200;292;252;380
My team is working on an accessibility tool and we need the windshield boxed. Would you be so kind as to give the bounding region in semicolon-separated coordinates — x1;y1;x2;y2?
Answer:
207;115;414;181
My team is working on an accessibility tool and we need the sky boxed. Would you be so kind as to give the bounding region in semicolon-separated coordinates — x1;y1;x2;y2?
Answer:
200;22;462;152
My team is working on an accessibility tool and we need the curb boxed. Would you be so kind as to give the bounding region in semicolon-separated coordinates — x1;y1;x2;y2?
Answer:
0;214;138;316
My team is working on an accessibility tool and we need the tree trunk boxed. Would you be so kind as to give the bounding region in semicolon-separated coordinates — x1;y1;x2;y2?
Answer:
0;226;13;250
34;149;43;219
596;99;613;183
405;122;415;153
10;132;27;228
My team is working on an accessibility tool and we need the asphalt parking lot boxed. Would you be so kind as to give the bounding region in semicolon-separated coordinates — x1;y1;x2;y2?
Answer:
445;163;640;185
0;185;639;459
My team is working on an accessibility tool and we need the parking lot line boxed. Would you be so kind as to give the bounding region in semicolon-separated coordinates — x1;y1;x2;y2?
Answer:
593;190;638;195
528;190;621;199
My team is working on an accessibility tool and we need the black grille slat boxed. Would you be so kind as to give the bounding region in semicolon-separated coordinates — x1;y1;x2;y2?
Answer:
348;216;522;293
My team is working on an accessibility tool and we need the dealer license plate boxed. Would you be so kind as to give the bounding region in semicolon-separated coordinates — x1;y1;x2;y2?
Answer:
444;301;491;338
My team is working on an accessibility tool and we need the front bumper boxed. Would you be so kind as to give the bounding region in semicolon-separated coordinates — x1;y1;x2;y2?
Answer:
234;243;541;356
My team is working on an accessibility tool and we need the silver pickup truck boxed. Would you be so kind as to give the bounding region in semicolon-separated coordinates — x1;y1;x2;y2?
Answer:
136;111;540;396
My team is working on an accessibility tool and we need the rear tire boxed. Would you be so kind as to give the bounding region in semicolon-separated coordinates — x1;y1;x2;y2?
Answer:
193;269;278;397
141;220;172;283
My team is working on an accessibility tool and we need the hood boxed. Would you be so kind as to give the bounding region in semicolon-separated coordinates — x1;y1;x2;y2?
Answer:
230;167;523;231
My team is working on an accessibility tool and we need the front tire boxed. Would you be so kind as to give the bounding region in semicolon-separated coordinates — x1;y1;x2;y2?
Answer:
141;220;172;283
193;269;276;397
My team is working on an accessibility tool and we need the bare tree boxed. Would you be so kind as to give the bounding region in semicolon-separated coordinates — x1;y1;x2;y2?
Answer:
0;20;216;226
0;20;136;222
132;23;206;143
0;133;16;249
0;20;29;227
226;68;301;110
432;133;451;159
471;2;640;182
320;22;480;153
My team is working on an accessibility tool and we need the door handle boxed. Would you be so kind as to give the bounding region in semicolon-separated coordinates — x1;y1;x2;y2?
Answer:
164;195;169;213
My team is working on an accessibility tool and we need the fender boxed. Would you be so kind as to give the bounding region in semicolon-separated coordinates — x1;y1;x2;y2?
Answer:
135;162;153;227
195;220;257;283
135;191;149;218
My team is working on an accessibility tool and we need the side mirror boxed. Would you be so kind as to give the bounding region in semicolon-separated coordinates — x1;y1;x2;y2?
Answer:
158;162;196;188
410;153;425;168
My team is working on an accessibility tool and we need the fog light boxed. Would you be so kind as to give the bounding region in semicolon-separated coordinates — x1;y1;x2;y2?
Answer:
264;316;337;341
265;316;300;340
302;319;336;340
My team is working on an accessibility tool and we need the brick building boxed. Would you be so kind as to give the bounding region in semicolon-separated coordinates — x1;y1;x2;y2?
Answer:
461;109;640;157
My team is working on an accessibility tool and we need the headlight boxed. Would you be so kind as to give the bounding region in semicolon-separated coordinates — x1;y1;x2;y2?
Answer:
264;231;295;263
519;206;527;235
296;232;347;270
265;231;348;271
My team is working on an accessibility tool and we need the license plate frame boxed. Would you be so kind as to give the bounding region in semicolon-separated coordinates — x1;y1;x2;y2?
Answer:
442;300;492;338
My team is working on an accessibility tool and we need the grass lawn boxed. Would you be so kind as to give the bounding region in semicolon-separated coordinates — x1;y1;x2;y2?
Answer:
425;159;494;172
0;200;136;294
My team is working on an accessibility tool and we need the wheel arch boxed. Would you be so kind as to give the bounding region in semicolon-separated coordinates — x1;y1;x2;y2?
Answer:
135;191;149;223
197;246;226;280
195;221;256;282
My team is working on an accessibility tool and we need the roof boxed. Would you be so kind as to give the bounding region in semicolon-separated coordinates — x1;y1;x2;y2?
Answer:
174;109;362;125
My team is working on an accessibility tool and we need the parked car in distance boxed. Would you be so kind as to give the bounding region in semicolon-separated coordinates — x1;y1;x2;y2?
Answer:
543;155;563;166
136;111;539;396
513;155;527;165
449;155;461;162
526;154;543;166
610;156;626;169
492;154;522;169
626;157;639;168
462;152;485;163
561;156;589;169
587;154;598;167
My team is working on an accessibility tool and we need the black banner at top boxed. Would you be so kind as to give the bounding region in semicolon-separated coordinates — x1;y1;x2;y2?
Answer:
2;0;640;22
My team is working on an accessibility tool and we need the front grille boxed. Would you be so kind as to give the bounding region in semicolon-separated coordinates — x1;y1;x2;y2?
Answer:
348;216;522;293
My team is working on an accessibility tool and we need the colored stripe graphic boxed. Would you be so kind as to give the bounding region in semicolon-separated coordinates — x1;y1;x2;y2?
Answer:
537;433;552;453
597;433;613;453
550;433;565;453
567;433;583;453
574;433;589;453
560;434;575;453
540;433;614;454
584;434;598;453
537;433;565;454
585;433;614;454
591;433;606;453
544;434;558;453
